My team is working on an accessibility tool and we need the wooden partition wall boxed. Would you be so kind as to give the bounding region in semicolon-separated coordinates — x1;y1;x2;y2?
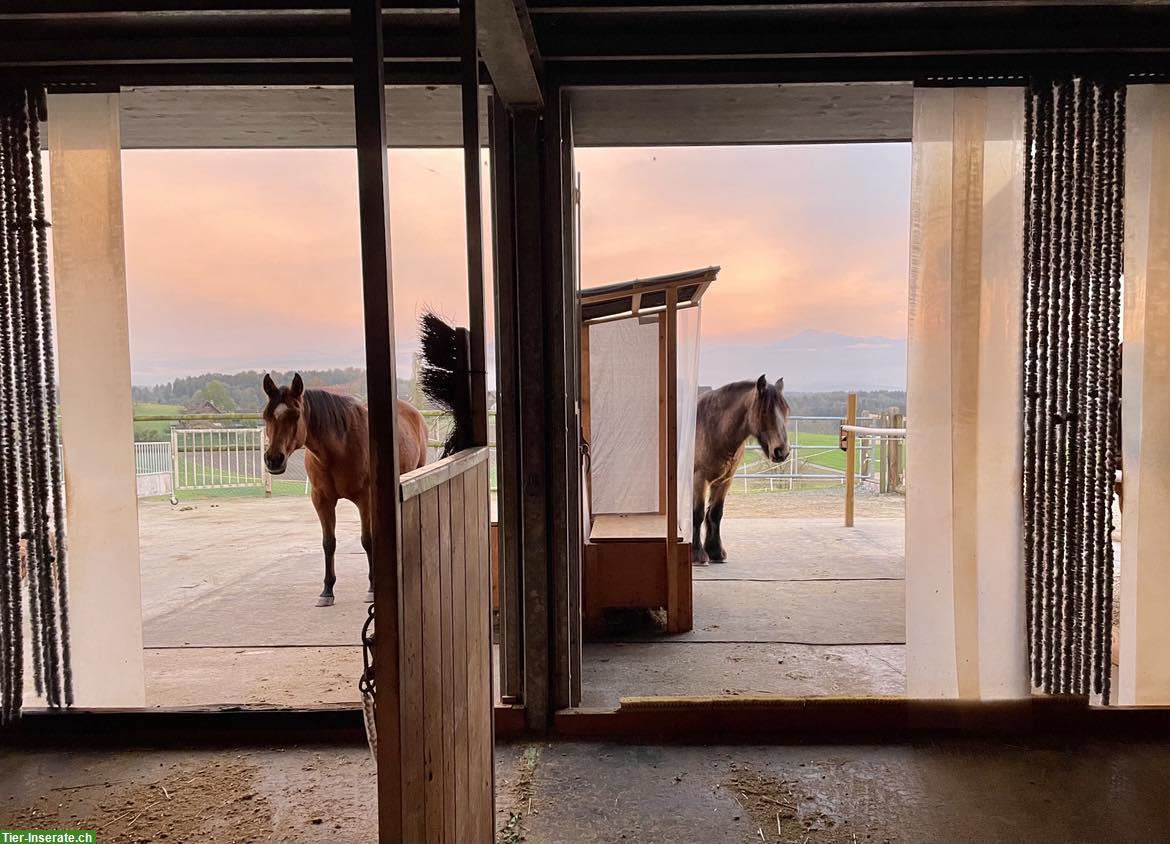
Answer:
397;447;494;843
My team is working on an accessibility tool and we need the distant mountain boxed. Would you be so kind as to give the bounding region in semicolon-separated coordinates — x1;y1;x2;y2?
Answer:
699;329;907;392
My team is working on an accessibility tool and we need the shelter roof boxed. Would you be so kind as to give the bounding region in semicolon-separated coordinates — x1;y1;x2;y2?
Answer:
578;266;718;324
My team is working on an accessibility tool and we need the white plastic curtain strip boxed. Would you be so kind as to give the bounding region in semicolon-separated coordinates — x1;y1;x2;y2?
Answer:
906;86;1029;700
587;315;660;514
676;305;702;541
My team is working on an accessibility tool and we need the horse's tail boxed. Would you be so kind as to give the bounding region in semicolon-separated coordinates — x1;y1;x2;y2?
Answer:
418;309;474;458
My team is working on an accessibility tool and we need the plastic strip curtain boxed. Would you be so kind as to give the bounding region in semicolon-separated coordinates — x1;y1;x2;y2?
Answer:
907;87;1028;700
676;305;702;541
0;86;72;726
1022;77;1124;703
1119;85;1170;705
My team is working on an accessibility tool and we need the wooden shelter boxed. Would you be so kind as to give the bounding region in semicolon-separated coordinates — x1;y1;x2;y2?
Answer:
579;267;718;635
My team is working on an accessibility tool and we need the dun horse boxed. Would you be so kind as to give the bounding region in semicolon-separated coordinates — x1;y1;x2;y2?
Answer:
262;311;471;607
692;375;790;565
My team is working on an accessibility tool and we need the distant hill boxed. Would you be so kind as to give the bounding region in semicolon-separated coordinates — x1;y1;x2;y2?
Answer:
132;368;413;412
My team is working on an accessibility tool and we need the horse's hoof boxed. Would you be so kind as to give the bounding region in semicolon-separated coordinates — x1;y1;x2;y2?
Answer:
365;590;375;604
316;595;335;608
691;548;709;566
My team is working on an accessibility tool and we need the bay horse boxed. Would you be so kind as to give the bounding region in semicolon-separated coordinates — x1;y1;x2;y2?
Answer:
262;312;471;607
692;375;790;565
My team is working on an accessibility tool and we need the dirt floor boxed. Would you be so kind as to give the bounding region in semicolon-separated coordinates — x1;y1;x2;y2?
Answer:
4;736;1169;843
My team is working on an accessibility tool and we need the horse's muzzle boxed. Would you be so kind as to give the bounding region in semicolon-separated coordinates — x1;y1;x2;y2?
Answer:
265;454;287;475
772;447;790;463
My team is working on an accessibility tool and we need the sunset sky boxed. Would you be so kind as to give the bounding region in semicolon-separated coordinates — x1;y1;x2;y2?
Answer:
119;143;910;389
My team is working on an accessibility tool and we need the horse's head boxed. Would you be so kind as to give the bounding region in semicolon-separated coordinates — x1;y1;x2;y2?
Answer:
751;374;790;464
262;372;306;475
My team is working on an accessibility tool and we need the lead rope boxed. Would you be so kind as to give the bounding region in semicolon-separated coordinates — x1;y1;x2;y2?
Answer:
0;87;73;726
1022;76;1124;703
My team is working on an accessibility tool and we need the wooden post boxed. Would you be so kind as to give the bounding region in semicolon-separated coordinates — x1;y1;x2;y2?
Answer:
512;110;550;731
844;392;857;527
664;287;682;633
170;426;179;501
461;0;489;449
488;96;523;704
657;314;667;514
351;0;405;837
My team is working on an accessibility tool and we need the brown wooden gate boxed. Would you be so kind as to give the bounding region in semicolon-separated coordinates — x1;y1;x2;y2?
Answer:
395;448;494;843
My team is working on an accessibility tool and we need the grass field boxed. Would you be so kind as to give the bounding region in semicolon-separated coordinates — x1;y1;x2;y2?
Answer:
133;402;185;441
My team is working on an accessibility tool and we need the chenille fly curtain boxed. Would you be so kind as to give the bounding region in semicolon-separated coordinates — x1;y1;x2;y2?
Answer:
1022;78;1124;703
0;87;73;726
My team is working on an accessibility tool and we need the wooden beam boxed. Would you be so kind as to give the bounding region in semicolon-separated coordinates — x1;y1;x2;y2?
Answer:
351;0;404;837
461;0;490;449
512;109;550;732
477;0;542;109
542;83;573;713
489;95;524;704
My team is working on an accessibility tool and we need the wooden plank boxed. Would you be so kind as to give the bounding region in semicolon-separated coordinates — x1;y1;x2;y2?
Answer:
437;480;456;844
488;93;523;704
420;487;444;843
351;0;405;838
465;464;489;842
400;446;488;501
476;459;495;842
664;287;681;634
589;513;679;541
399;495;425;842
476;0;543;109
449;470;471;844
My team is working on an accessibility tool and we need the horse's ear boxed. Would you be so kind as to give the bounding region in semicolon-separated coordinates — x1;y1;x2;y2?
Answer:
775;377;784;392
756;374;767;394
290;373;305;398
262;373;277;399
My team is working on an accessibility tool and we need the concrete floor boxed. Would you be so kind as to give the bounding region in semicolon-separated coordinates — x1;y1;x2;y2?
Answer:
128;492;904;707
582;515;906;706
3;738;1169;843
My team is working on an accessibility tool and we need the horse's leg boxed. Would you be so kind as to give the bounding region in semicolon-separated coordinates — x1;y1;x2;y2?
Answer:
703;478;733;562
691;474;709;565
312;490;338;607
359;494;374;603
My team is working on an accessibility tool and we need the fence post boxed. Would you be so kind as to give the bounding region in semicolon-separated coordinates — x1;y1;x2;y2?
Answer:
844;392;857;527
170;426;179;502
261;426;272;497
892;409;905;490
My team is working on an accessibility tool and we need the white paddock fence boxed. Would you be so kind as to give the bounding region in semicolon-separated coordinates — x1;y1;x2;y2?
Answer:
134;427;310;501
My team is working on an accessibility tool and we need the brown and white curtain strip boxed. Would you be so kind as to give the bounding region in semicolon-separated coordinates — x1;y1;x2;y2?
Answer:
0;86;72;725
1022;77;1124;702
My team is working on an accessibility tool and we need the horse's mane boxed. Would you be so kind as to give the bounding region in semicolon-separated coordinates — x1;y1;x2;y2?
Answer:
703;379;789;415
303;389;360;442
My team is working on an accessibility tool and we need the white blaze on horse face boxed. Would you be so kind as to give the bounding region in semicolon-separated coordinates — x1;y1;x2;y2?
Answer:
273;403;291;419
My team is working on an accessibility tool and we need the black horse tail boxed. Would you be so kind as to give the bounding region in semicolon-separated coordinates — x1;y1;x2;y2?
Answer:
418;310;474;458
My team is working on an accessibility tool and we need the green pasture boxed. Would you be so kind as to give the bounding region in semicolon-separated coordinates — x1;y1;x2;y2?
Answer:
133;402;184;441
